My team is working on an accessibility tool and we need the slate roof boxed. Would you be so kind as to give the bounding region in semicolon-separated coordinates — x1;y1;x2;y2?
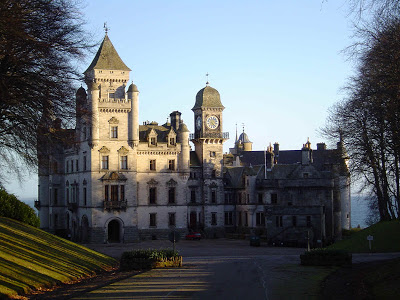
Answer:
139;124;175;143
192;86;224;110
84;35;131;73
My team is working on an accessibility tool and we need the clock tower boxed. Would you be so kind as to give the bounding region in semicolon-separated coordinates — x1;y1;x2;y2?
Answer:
192;83;228;231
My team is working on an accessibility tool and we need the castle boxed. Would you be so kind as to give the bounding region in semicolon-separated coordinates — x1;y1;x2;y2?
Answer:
36;34;351;246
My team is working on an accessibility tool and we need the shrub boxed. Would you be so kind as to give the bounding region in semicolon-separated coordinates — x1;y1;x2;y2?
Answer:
300;248;352;266
120;249;181;271
0;189;39;227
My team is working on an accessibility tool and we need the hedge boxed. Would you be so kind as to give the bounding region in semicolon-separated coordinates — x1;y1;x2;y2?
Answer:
120;249;182;271
300;249;352;266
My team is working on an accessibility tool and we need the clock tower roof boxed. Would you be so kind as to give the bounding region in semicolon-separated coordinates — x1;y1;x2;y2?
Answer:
192;85;224;110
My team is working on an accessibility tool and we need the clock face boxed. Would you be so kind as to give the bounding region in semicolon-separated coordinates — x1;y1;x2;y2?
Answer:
196;116;202;130
206;115;219;130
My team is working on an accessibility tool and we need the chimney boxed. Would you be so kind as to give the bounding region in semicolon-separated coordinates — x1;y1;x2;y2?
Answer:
169;111;181;131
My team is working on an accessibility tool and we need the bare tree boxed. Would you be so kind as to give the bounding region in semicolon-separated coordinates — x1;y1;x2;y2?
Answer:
323;17;400;221
0;0;92;185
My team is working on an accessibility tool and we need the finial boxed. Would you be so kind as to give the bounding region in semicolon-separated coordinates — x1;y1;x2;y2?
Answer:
206;73;209;86
104;22;110;35
242;123;245;133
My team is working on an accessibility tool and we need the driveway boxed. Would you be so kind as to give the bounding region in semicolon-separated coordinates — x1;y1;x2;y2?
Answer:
75;239;400;300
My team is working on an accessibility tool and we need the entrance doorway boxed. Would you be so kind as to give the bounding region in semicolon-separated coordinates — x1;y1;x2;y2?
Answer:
190;212;197;229
108;219;120;243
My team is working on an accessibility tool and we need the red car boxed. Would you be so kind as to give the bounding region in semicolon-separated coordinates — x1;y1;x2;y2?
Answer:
185;232;202;240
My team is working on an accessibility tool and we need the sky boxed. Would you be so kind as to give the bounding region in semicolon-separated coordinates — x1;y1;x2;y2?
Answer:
5;0;356;200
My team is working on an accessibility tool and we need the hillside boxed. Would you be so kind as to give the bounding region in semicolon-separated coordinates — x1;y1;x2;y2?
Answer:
328;220;400;253
0;217;118;298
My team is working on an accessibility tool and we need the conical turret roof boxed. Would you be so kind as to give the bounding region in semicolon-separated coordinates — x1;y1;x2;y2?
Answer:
84;35;131;73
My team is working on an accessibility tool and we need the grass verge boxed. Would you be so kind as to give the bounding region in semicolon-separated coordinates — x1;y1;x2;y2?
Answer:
0;217;117;298
328;220;400;253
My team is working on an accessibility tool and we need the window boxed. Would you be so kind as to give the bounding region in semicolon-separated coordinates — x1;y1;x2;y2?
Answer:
168;187;175;204
104;185;109;201
292;215;297;227
210;151;216;158
150;137;156;146
169;137;175;145
276;216;283;227
246;194;250;203
111;185;118;201
149;187;157;204
111;126;118;138
244;212;248;226
102;156;109;170
120;156;128;169
76;160;79;172
258;193;263;204
271;193;278;204
211;212;217;225
66;189;69;203
168;213;176;226
66;161;69;173
120;185;125;201
211;190;216;203
238;211;242;226
149;213;157;227
83;127;87;140
303;173;309;178
83;187;87;206
211;170;216;178
306;216;312;227
190;190;196;203
71;160;74;172
224;212;233;225
256;212;265;226
83;156;87;171
168;159;175;170
238;193;242;204
53;188;58;205
149;159;156;171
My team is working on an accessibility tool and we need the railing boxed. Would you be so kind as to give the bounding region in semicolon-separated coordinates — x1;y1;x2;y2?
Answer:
190;132;229;140
103;200;128;211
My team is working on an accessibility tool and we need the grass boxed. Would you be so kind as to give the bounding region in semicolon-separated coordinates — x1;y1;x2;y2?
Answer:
0;217;118;298
328;219;400;253
321;220;400;298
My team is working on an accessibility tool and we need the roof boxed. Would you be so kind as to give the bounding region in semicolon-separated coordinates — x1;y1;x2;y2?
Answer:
84;35;131;73
139;124;175;143
192;85;224;110
238;132;251;143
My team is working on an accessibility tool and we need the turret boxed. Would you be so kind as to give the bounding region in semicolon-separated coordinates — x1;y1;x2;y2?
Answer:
170;111;181;131
128;83;139;147
178;122;190;172
301;138;313;165
86;81;100;147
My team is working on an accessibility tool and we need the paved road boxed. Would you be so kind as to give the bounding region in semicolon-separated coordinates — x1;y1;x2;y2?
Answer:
75;240;400;300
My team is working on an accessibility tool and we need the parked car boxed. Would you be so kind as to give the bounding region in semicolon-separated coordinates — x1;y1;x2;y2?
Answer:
185;232;202;240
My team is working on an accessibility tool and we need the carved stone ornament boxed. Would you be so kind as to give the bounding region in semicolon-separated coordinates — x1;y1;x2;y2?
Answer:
166;178;177;187
147;178;159;186
98;146;110;153
118;146;129;155
108;116;119;124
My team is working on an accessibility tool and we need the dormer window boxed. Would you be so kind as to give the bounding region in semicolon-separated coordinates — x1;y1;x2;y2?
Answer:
169;137;175;145
151;137;156;146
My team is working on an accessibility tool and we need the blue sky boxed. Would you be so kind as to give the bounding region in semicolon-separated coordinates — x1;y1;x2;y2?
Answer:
6;0;355;199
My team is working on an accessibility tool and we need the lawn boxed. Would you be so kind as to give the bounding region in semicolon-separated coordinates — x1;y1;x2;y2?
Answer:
328;220;400;253
0;217;117;298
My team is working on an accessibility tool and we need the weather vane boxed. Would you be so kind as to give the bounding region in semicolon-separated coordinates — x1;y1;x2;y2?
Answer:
242;123;245;133
206;73;209;85
104;22;110;35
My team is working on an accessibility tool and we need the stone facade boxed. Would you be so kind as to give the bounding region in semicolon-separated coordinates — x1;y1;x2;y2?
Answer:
36;34;350;245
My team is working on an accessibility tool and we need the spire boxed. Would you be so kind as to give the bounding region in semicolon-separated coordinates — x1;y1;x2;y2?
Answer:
84;34;131;74
235;123;238;142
